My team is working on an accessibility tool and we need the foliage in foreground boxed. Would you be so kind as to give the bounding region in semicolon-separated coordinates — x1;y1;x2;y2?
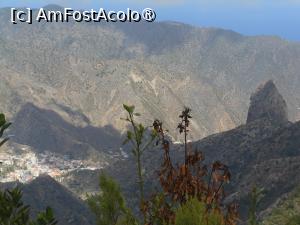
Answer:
0;183;57;225
262;186;300;225
248;186;264;225
86;173;138;225
0;113;11;148
175;198;222;225
122;105;239;225
122;104;157;224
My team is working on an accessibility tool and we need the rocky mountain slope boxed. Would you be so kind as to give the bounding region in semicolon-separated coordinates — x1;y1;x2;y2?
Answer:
193;80;300;220
77;80;299;222
0;6;299;159
0;175;95;225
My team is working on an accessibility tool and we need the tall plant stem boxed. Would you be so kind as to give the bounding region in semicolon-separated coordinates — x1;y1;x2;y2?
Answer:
129;113;146;223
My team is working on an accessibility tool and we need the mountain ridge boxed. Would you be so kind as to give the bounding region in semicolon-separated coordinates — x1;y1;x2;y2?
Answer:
1;11;299;142
0;175;95;225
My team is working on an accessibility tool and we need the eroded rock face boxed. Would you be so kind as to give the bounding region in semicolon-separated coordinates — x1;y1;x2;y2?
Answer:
247;80;288;124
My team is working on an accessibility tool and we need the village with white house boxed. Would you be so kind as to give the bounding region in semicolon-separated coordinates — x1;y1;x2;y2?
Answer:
0;144;103;183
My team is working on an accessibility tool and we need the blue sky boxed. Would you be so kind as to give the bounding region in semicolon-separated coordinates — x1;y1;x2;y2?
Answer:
1;0;300;41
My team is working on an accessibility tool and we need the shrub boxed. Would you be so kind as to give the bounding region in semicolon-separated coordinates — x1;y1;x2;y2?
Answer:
87;173;138;225
121;106;238;225
286;215;300;225
175;198;223;225
0;113;11;148
0;187;57;225
144;109;238;225
248;186;264;225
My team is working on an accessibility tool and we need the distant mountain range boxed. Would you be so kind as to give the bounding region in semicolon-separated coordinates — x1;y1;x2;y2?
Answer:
0;5;300;224
0;6;300;147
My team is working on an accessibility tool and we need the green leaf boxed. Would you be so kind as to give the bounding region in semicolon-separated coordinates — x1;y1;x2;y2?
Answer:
0;113;6;127
120;117;130;122
2;122;11;131
0;122;11;137
151;129;158;138
138;124;145;139
138;124;144;132
127;131;133;140
123;104;135;114
32;206;57;225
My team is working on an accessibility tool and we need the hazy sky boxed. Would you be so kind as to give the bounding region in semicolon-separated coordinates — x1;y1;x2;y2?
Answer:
1;0;299;41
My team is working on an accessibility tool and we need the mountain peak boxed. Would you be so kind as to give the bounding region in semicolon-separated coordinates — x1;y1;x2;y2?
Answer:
246;80;288;124
22;174;95;225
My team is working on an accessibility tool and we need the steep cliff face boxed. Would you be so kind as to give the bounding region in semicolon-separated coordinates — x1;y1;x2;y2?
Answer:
247;80;288;124
193;81;299;221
